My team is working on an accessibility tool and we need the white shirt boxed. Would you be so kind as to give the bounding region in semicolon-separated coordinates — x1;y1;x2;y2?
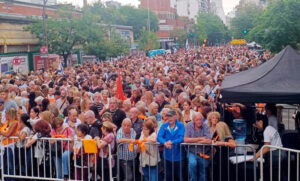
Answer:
30;117;40;127
268;115;278;130
264;126;282;149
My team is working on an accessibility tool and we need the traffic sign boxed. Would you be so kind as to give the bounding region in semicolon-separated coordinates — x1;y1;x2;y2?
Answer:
40;46;48;54
12;57;21;66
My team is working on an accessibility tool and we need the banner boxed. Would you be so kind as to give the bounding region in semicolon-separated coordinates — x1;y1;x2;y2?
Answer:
33;54;59;71
0;55;28;74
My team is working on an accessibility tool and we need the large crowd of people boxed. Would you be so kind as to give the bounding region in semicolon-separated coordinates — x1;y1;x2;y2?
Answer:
0;45;285;181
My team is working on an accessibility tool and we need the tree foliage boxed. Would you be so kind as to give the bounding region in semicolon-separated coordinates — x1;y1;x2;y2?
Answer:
171;28;187;48
195;13;230;45
95;4;159;40
25;4;132;64
138;29;160;51
231;4;263;39
246;0;300;52
25;5;86;66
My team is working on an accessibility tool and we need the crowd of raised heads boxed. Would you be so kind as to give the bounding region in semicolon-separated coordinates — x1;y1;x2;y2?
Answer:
0;45;276;181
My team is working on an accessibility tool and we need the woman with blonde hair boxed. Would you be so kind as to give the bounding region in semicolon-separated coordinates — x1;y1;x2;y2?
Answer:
174;108;184;125
146;116;159;132
101;90;110;109
79;98;92;122
144;91;153;108
136;103;147;120
212;121;236;181
40;111;54;126
147;102;162;123
0;107;19;175
207;111;221;136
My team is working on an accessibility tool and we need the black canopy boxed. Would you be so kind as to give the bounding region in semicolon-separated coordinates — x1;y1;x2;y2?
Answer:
220;46;300;103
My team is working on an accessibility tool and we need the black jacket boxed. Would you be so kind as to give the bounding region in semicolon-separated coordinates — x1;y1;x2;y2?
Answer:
89;119;102;138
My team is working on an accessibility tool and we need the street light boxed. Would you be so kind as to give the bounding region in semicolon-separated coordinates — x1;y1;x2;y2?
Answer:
42;0;48;70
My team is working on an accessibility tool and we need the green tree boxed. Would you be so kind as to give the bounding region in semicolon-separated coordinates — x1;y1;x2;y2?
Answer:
231;4;263;39
247;0;300;52
195;13;230;45
171;28;187;48
92;3;159;40
138;29;160;51
25;5;86;66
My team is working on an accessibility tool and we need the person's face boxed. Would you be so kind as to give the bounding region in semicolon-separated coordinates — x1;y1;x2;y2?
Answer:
194;114;203;128
194;87;201;94
0;92;8;100
94;94;101;103
183;102;190;111
84;114;94;125
211;115;219;126
30;109;37;119
256;120;263;130
152;105;158;115
129;109;139;120
109;100;118;111
122;121;132;134
167;115;176;125
75;129;84;138
156;96;163;104
102;117;111;123
103;92;108;99
0;103;4;111
69;111;77;122
157;83;163;89
142;126;150;136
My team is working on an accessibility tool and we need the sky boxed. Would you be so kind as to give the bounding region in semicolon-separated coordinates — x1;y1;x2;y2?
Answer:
58;0;240;15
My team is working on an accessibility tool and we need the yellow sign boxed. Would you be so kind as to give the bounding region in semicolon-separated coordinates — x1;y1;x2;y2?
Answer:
230;39;247;45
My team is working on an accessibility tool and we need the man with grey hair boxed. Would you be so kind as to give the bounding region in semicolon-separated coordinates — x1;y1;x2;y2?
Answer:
106;97;126;129
155;93;169;112
122;99;132;117
84;110;102;138
116;118;136;181
184;112;211;181
129;107;144;139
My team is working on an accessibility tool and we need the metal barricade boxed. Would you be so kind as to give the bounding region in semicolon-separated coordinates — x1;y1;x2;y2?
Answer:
116;142;257;181
0;136;113;181
116;142;160;181
180;143;257;181
259;145;300;181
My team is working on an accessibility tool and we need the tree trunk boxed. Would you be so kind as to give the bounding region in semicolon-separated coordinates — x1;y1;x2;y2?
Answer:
63;54;68;67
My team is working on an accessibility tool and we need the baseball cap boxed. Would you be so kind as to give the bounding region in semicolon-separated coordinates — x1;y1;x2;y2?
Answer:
166;110;177;117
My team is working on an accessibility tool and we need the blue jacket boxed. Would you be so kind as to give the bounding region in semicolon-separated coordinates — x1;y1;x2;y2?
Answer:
157;120;185;161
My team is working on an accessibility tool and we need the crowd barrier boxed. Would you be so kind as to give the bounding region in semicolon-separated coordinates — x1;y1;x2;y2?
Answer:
0;136;113;181
0;136;298;181
115;142;258;181
259;145;300;181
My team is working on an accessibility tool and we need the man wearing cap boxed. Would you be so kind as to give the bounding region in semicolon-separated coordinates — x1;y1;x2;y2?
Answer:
157;110;185;181
184;112;211;181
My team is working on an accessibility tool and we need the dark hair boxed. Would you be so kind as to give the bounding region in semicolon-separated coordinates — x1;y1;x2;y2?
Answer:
90;105;101;120
28;92;37;112
20;113;32;130
31;107;40;116
34;120;51;136
77;124;89;135
41;98;50;112
67;96;74;105
265;103;277;116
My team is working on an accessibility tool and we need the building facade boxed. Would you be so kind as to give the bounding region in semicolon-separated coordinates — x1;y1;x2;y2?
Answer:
170;0;209;21
140;0;185;49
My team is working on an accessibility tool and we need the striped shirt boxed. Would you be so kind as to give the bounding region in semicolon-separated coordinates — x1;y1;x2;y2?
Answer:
116;128;136;160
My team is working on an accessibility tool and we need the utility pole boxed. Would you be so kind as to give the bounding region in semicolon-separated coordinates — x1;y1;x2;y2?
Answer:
42;0;48;47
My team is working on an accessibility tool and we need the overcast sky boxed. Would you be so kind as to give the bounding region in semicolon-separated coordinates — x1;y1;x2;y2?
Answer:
58;0;240;14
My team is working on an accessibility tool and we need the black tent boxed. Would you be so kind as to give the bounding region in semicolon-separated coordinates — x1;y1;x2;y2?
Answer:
220;46;300;103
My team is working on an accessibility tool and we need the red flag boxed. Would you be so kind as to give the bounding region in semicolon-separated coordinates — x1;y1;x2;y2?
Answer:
116;69;126;101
